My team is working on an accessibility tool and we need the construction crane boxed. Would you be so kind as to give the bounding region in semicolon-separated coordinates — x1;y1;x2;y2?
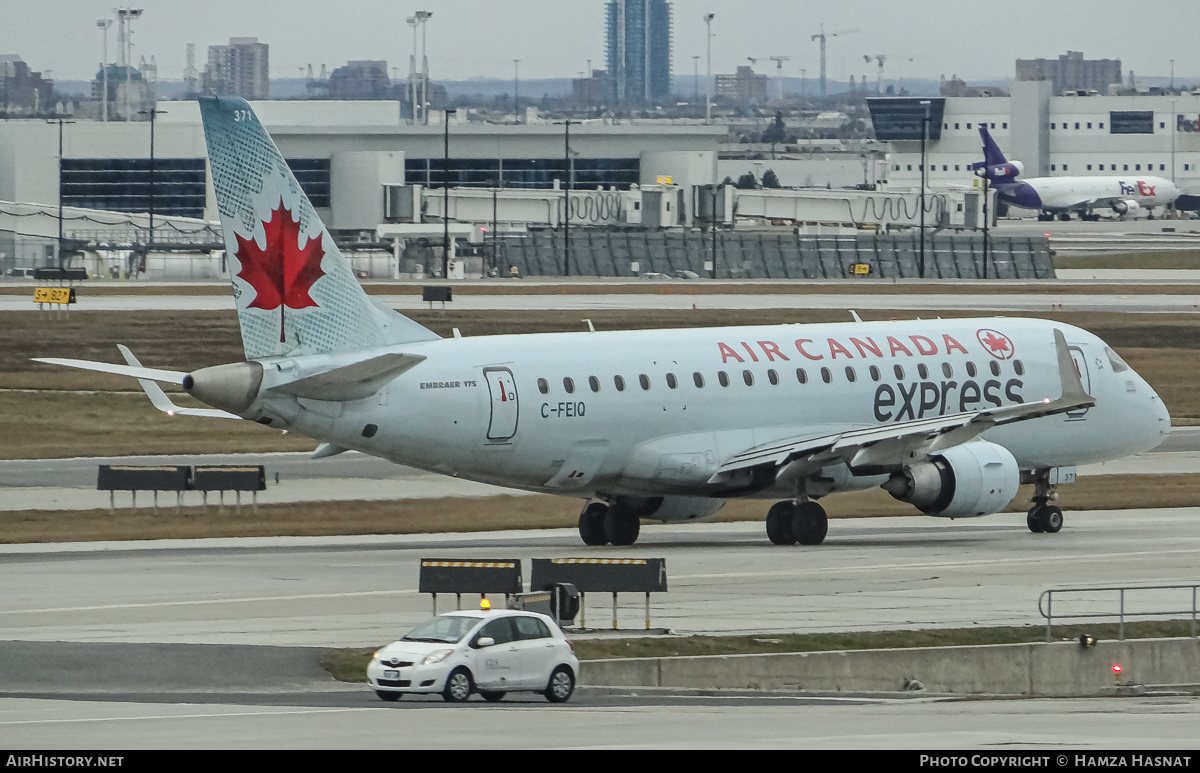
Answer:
749;55;792;102
863;54;886;95
811;25;859;97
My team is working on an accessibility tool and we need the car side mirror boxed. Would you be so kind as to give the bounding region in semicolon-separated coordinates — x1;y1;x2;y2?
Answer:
476;636;495;648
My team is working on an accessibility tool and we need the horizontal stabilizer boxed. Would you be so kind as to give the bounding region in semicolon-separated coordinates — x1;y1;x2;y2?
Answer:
33;357;186;385
268;352;426;401
117;345;240;420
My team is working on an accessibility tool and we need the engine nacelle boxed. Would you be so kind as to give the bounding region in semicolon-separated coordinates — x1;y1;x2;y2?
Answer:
881;441;1020;518
975;160;1024;182
618;495;725;523
1112;199;1140;215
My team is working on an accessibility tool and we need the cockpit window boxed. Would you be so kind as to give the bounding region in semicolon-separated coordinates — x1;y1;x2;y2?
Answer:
1105;346;1130;373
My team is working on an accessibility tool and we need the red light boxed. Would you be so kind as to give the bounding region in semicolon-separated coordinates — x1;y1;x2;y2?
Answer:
1112;664;1122;674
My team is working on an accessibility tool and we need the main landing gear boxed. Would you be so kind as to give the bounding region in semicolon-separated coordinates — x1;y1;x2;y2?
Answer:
1026;470;1064;534
765;499;828;546
578;501;640;547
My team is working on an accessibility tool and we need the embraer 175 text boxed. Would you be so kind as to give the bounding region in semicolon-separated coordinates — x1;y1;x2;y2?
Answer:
971;126;1180;221
38;98;1171;547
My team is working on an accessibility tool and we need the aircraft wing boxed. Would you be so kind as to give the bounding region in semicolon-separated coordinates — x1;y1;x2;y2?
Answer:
708;329;1093;487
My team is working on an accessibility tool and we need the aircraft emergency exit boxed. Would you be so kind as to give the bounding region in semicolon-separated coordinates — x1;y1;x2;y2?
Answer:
971;126;1179;221
37;98;1172;547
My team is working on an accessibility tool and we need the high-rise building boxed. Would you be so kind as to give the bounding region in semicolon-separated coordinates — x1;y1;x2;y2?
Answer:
1016;51;1121;96
714;66;767;108
604;0;671;107
203;37;269;100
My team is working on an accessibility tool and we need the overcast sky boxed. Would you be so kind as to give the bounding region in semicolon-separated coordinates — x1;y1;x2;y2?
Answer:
5;1;1200;85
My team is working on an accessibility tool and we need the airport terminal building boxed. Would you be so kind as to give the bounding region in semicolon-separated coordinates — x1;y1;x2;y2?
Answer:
0;100;723;237
871;83;1200;202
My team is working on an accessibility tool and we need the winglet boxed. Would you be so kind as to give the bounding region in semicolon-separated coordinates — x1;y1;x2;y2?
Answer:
1053;328;1094;407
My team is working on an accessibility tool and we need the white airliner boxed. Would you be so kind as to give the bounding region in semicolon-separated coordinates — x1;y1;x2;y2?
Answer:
38;98;1171;547
971;127;1180;221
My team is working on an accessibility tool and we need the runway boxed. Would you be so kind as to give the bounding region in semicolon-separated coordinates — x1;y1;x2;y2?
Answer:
3;507;1199;647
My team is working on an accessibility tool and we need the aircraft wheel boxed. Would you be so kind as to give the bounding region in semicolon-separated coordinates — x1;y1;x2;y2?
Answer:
604;502;640;546
579;502;609;546
766;501;797;545
792;501;828;546
1040;505;1064;534
1059;212;1071;221
1027;507;1046;533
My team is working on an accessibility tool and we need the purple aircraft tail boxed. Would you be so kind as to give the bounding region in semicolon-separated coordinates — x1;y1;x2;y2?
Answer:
970;126;1023;183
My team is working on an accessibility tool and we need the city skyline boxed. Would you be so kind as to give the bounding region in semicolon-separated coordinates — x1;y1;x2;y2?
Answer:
4;1;1200;89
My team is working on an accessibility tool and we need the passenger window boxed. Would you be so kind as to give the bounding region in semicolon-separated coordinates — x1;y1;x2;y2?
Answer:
614;375;626;391
1013;360;1024;376
718;371;730;387
513;616;550;640
966;361;977;377
844;366;856;382
743;370;754;386
990;361;1001;376
563;377;575;394
537;378;549;394
942;362;953;378
666;373;678;389
639;374;651;390
917;363;928;379
796;368;808;384
869;365;880;381
589;376;600;392
693;372;705;388
820;367;832;384
894;364;905;380
767;369;779;385
473;617;517;647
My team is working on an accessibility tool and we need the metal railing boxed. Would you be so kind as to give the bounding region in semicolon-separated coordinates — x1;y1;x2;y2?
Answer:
1038;584;1200;641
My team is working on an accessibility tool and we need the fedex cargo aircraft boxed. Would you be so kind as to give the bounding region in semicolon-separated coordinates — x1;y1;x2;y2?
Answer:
38;99;1172;547
971;126;1179;221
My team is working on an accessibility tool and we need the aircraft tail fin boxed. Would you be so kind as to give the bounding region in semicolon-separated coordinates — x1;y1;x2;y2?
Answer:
978;125;1008;168
198;96;439;361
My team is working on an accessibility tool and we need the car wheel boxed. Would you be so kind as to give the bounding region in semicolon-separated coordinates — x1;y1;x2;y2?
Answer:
375;690;402;702
442;667;473;703
479;690;506;702
544;665;575;703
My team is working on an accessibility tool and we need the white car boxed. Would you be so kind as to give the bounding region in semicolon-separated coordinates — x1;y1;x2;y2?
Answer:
367;609;580;703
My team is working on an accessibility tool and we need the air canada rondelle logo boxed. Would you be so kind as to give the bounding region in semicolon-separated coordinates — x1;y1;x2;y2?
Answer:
234;199;325;343
976;329;1014;360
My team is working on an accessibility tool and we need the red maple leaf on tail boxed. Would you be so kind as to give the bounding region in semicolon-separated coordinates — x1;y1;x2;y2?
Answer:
234;200;325;343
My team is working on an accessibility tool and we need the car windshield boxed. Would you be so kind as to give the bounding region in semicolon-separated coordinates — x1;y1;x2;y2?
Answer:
401;615;479;644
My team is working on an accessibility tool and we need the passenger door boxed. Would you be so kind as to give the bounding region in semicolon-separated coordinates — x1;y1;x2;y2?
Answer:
1066;345;1092;420
468;617;521;689
483;367;519;443
511;615;559;689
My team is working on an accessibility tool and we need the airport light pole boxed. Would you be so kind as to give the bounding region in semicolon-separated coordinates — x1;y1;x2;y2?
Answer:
982;175;990;280
703;13;715;124
442;108;456;278
139;106;166;246
97;18;112;122
513;59;520;124
918;99;931;278
706;184;719;279
555;119;577;276
50;116;76;268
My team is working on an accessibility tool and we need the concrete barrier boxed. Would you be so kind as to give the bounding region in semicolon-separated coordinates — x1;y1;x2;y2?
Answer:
582;637;1200;696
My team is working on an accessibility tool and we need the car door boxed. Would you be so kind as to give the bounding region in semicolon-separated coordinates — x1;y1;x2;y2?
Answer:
468;617;521;689
511;615;560;688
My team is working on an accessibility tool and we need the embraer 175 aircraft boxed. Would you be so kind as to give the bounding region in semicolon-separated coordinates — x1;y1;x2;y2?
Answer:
971;126;1179;221
38;98;1171;547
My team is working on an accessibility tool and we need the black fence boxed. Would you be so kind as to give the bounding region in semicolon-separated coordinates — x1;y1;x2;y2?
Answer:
498;231;1054;280
97;464;266;513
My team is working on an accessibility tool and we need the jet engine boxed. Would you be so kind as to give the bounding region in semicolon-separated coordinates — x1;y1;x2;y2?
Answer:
1111;199;1141;215
975;160;1024;182
880;441;1020;518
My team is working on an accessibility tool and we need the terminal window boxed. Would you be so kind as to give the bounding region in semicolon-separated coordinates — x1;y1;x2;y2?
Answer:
60;158;207;218
285;159;331;208
1110;111;1154;134
405;157;639;190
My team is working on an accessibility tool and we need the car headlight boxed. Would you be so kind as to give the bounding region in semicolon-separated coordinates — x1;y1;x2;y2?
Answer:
420;649;454;666
372;650;380;662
